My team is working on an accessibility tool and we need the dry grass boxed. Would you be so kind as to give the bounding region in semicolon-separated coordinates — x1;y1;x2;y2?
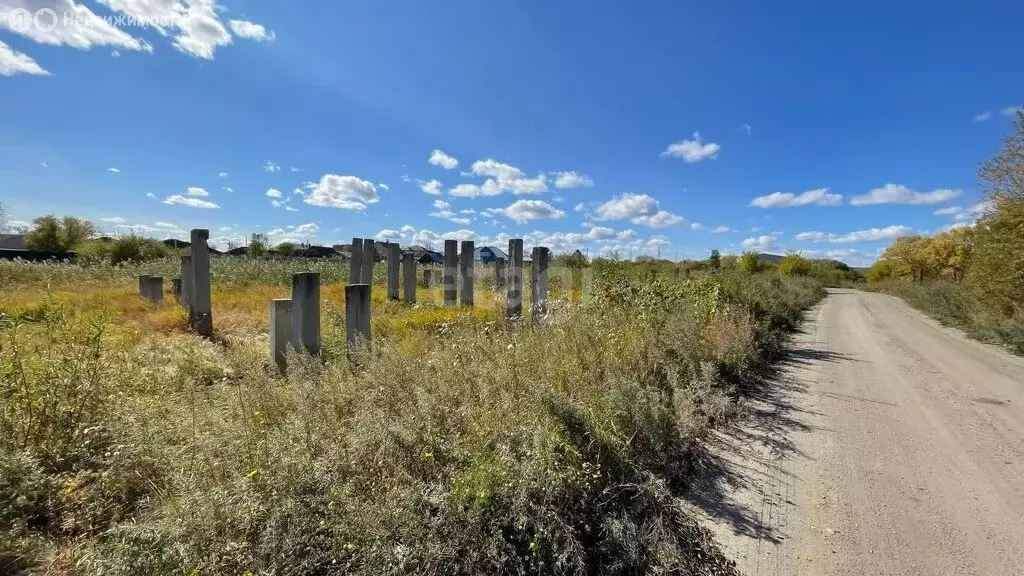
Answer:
0;257;823;575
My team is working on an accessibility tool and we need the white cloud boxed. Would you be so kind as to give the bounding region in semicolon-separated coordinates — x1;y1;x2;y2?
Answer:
738;124;752;136
100;216;125;223
303;174;379;211
110;49;119;58
850;184;960;206
265;188;283;198
690;222;703;230
553;171;594;189
265;223;319;244
795;225;913;243
428;149;459;170
933;206;963;216
378;183;389;191
711;225;731;234
935;201;992;224
449;181;502;198
264;160;280;172
1001;105;1023;116
146;192;156;199
40;162;48;167
1;0;152;53
186;186;209;197
375;229;404;241
973;111;993;122
750;188;842;208
660;132;720;163
223;187;234;193
96;0;238;59
470;159;547;195
228;19;275;42
740;235;778;252
284;206;298;212
432;199;450;210
0;40;50;76
592;193;685;228
420;179;442;195
218;172;228;178
163;194;219;209
501;200;566;223
107;167;120;173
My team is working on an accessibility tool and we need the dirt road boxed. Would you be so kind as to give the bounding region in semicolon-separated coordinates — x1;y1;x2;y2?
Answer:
689;288;1024;575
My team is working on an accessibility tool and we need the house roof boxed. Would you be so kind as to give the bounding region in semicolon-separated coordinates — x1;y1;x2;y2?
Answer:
474;246;509;260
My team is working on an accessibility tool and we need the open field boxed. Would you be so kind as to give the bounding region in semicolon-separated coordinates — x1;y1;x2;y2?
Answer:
1;256;824;575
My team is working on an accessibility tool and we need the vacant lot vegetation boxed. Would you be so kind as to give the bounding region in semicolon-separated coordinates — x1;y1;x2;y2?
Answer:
1;256;823;575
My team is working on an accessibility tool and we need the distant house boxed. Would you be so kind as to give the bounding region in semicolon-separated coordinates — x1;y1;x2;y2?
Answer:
0;234;27;250
227;246;249;256
474;245;508;264
163;238;191;249
294;245;339;259
406;244;444;264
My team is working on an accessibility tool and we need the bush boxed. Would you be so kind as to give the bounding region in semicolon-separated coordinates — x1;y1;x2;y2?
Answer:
77;235;169;266
777;253;810;276
738;252;761;273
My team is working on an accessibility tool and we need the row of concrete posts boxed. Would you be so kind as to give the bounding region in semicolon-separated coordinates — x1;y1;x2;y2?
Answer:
135;229;214;338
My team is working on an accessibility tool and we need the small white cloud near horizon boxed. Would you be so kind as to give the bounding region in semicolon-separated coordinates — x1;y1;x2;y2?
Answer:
741;235;778;252
751;188;843;208
107;167;120;173
40;162;48;168
795;225;913;243
264;160;281;173
593;193;685;228
186;187;209;197
850;184;960;206
163;195;219;209
429;149;459;170
266;188;283;198
501;200;566;223
660;132;721;163
100;216;126;223
690;222;703;230
554;171;594;189
711;225;731;233
303;174;379;211
378;183;390;191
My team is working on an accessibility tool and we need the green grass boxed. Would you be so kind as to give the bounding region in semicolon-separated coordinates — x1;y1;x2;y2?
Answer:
1;259;823;575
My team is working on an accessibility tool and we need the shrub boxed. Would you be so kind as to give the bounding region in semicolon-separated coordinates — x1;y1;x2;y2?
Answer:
24;215;95;252
738;252;761;273
778;253;810;276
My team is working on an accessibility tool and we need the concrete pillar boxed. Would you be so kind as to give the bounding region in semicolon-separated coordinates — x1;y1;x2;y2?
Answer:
507;239;524;318
422;268;432;288
180;256;193;310
189;229;213;337
460;240;474;307
141;276;164;304
387;242;400;300
434;269;443;285
403;253;417;303
531;246;550;323
269;299;293;372
138;275;151;297
349;238;364;284
361;239;376;289
345;284;371;351
171;278;182;303
443;239;458;306
495;258;506;290
291;273;321;356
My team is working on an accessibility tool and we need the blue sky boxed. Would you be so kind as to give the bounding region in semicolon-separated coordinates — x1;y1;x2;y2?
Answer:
1;0;1022;265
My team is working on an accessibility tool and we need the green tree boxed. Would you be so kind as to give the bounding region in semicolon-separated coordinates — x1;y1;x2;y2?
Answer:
967;198;1024;318
249;233;269;257
708;249;721;270
275;241;296;254
867;259;894;282
980;112;1024;202
778;252;811;276
883;236;934;282
739;251;761;273
24;215;95;252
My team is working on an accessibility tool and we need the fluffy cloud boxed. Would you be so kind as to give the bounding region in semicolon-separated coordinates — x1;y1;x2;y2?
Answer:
740;235;778;252
378;183;390;191
265;188;283;198
690;222;703;230
592;193;684;228
501;200;566;223
934;201;991;224
660;133;720;163
1002;105;1023;116
850;184;960;206
107;167;120;173
553;171;594;189
420;179;442;195
163;194;219;209
449;181;502;198
469;159;548;195
228;19;275;42
795;225;913;243
186;186;209;196
264;160;280;172
974;112;994;122
100;216;125;223
303;174;379;211
750;188;842;208
428;149;459;170
265;223;319;244
0;40;50;76
711;225;731;233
